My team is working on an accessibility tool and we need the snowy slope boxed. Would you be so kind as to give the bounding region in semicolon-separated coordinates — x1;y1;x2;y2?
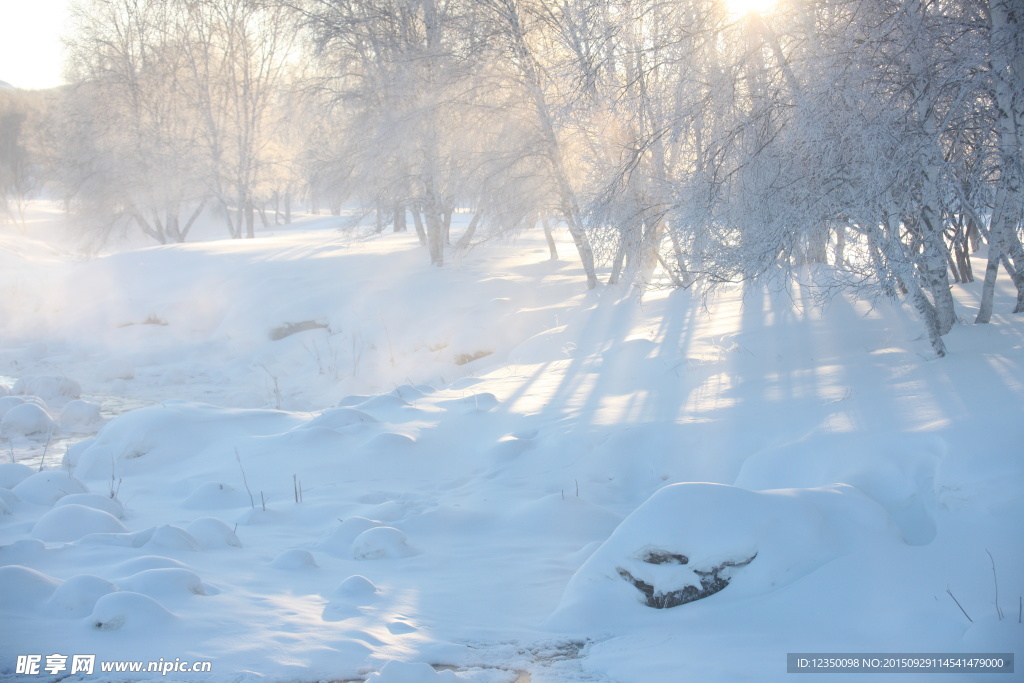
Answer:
0;209;1021;682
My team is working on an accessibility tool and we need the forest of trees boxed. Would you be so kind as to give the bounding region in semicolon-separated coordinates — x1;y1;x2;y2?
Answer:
0;0;1021;356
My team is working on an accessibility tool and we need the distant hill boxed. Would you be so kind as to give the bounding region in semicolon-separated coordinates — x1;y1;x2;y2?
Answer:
0;80;15;90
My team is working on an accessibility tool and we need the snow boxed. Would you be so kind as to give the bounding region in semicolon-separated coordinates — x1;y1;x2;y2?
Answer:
0;402;56;438
59;399;103;433
31;504;128;542
0;207;1022;682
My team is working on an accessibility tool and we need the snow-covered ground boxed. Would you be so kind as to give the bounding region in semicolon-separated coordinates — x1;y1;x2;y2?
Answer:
1;204;1021;682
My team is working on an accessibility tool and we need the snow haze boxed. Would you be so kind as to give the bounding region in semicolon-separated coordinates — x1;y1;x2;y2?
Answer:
0;0;70;91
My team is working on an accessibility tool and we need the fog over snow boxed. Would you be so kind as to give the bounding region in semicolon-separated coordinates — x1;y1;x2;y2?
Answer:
0;207;1021;682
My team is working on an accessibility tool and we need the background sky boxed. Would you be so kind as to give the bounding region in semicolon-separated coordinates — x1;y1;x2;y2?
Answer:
0;0;72;90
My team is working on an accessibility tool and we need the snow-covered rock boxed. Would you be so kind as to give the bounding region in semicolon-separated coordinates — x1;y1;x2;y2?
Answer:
548;483;897;630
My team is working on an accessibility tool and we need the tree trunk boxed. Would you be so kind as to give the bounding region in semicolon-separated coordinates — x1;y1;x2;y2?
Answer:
542;216;558;261
393;204;406;232
455;211;483;249
411;206;427;245
245;199;255;239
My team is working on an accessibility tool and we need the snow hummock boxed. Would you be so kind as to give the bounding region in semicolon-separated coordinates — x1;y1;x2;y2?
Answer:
0;402;56;438
32;504;128;542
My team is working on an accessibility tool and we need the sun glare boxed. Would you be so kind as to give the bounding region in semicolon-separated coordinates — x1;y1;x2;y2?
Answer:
725;0;777;18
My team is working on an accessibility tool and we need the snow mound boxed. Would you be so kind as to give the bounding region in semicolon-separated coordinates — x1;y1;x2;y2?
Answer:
145;525;201;552
352;526;416;560
186;517;242;549
1;402;56;438
314;517;381;556
0;497;10;516
118;568;210;599
734;432;943;545
333;574;380;601
0;461;34;489
46;574;119;617
73;402;302;479
89;591;175;631
55;493;125;518
0;395;26;419
365;432;416;453
0;565;61;610
11;471;87;505
271;548;318;569
113;555;190;576
548;483;896;630
13;375;82;403
32;504;128;543
60;399;104;432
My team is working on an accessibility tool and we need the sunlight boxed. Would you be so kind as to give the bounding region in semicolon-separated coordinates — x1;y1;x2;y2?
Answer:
724;0;777;18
